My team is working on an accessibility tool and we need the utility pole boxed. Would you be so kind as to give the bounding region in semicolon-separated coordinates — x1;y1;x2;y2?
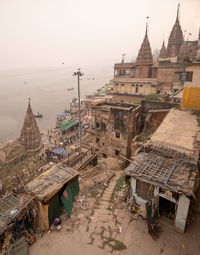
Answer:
73;68;84;155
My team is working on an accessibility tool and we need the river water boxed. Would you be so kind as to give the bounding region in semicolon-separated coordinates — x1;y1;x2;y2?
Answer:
0;66;112;145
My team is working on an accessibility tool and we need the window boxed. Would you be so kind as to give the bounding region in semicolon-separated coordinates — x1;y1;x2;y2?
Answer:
115;131;120;138
115;149;120;156
186;71;193;82
115;83;119;86
132;84;135;87
96;122;100;128
179;72;186;82
121;84;124;86
101;122;106;132
140;84;143;87
96;138;100;143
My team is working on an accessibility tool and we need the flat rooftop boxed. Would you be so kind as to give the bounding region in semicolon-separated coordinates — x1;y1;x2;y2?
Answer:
114;62;135;68
93;102;140;111
150;109;199;155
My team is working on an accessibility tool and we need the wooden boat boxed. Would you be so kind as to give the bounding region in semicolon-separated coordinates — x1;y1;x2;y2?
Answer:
67;87;74;91
34;112;43;118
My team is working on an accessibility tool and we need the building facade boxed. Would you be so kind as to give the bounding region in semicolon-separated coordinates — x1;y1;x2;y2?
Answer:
182;62;200;109
111;4;199;104
125;109;200;233
88;102;141;159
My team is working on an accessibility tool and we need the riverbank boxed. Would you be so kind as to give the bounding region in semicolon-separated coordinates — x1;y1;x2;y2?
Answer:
0;66;112;144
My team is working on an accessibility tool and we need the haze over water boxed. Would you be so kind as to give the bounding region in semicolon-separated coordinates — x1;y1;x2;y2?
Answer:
0;65;112;145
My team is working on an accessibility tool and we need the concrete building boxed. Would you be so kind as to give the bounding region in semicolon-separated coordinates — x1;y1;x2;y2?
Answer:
182;32;200;110
182;62;200;109
125;109;200;233
88;102;141;159
111;4;199;104
157;5;199;92
112;26;158;104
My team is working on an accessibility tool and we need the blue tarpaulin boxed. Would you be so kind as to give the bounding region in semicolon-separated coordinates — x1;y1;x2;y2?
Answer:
56;112;66;118
50;147;67;155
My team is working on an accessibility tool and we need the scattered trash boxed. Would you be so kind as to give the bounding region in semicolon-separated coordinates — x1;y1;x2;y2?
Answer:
117;225;123;233
77;213;85;219
10;209;18;216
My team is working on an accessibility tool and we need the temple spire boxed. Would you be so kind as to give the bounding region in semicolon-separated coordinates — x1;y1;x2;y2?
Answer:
135;24;153;78
159;40;168;58
176;3;180;22
145;22;148;36
19;99;41;152
136;23;153;65
167;4;183;58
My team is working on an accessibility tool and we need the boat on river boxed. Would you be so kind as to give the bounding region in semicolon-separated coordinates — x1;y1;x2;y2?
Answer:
34;112;43;118
67;87;74;91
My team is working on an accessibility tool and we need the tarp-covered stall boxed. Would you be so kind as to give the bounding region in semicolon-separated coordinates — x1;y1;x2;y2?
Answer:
59;120;79;134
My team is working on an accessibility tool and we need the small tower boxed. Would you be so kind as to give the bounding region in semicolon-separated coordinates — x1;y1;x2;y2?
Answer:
19;99;41;152
135;23;153;78
167;4;184;58
159;41;168;59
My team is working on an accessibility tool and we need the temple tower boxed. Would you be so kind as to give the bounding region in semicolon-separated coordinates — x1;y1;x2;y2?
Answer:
135;24;153;78
159;41;168;59
19;99;41;152
167;4;184;58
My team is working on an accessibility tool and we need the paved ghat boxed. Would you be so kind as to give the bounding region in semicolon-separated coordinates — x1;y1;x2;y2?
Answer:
30;173;200;255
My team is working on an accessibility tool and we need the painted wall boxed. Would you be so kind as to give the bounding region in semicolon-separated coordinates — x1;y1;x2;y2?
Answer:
182;64;200;110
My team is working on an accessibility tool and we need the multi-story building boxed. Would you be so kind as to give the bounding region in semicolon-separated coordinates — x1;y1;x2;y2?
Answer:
112;26;158;104
111;5;199;104
182;62;200;110
88;102;141;159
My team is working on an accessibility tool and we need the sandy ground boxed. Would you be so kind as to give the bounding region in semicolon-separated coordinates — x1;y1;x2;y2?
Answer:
30;172;200;255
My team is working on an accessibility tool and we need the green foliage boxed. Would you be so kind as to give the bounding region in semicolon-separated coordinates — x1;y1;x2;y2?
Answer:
135;135;149;143
110;176;125;203
144;94;161;102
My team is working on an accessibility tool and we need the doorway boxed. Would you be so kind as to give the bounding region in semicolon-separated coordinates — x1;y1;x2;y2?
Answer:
159;197;176;220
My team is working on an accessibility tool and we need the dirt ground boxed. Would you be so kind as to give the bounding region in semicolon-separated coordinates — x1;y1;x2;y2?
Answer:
29;166;200;255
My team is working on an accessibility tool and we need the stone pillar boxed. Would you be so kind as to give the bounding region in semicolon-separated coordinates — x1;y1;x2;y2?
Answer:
175;194;190;233
130;178;136;194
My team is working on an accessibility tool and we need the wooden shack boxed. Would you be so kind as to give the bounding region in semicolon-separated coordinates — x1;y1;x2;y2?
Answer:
26;164;79;231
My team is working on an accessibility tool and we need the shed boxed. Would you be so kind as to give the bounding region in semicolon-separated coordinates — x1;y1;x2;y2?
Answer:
59;120;78;133
26;164;79;230
125;109;200;233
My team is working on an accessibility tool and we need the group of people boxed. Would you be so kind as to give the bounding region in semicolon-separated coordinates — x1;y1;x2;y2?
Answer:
62;132;79;146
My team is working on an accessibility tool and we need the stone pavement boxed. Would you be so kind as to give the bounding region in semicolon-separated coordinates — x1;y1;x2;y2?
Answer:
30;172;200;255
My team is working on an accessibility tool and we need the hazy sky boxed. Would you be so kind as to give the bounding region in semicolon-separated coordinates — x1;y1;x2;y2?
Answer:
0;0;199;69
